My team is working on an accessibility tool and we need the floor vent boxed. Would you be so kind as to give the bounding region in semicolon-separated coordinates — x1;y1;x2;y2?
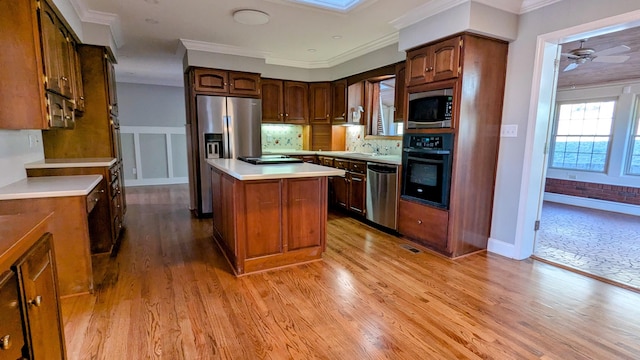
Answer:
400;244;421;253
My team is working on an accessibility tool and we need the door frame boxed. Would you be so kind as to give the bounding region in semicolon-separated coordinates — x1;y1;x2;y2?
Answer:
513;10;640;260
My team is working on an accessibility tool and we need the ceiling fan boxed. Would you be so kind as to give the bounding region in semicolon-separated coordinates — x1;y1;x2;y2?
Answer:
561;39;631;71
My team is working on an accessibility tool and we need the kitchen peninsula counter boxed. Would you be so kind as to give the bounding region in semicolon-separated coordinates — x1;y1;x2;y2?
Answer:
206;159;344;276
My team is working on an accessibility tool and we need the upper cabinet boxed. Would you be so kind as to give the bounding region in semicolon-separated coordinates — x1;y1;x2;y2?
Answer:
331;79;347;124
309;82;331;124
193;68;261;97
394;63;406;123
261;79;309;124
406;36;461;87
0;0;83;130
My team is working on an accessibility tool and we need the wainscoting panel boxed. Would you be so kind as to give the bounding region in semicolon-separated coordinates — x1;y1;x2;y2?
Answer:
120;126;188;186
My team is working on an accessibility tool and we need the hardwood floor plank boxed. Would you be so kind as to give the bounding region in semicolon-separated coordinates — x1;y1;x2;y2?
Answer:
61;185;640;359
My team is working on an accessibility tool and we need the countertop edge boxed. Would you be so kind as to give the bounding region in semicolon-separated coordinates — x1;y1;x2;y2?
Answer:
24;158;117;169
207;160;345;181
0;175;103;200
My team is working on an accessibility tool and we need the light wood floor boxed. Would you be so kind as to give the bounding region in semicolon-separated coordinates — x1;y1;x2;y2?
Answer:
61;184;640;359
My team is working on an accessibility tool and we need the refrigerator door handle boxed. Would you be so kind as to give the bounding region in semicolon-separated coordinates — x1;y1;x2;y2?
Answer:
223;115;232;159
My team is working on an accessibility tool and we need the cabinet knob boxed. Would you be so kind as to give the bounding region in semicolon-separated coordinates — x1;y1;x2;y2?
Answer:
326;114;329;118
285;113;289;117
417;220;423;224
0;335;11;350
61;76;68;81
80;96;85;100
30;295;43;307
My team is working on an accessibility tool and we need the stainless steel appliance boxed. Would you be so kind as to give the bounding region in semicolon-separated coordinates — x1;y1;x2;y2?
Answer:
407;88;454;129
366;162;398;230
238;155;303;165
401;133;453;209
193;95;262;216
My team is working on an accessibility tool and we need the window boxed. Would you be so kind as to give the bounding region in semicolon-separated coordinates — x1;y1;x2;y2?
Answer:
550;101;615;172
628;113;640;175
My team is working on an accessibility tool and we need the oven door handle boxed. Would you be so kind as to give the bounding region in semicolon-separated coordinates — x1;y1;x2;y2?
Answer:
406;156;444;164
403;148;451;155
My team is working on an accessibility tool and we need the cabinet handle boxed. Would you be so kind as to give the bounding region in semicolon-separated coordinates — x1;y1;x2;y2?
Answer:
61;76;68;81
30;295;43;307
285;113;289;117
64;115;71;120
425;67;434;72
0;335;11;350
417;220;423;224
326;114;329;118
80;96;85;100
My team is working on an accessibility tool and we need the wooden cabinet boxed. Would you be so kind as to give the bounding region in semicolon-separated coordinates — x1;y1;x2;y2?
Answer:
399;34;509;258
347;82;365;125
394;62;406;122
398;199;448;251
0;0;82;129
331;79;348;124
192;68;261;97
309;82;331;124
406;36;461;87
210;169;328;275
289;155;317;163
325;158;366;216
69;37;85;114
333;175;349;209
261;79;309;124
348;172;366;216
0;214;66;360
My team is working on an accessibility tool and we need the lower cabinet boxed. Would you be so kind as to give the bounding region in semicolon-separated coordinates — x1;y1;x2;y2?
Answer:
398;198;449;253
324;157;366;216
210;168;328;275
0;214;66;359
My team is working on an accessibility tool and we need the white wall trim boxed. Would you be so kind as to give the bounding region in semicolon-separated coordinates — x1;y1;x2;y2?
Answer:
544;192;640;216
487;238;517;259
121;126;187;187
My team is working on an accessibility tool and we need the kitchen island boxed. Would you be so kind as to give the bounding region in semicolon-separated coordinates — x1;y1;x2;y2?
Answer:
207;159;344;276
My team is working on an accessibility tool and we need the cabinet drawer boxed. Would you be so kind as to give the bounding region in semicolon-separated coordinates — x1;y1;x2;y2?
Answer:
0;271;25;360
86;183;104;214
334;159;350;170
349;161;366;174
319;156;334;167
398;199;448;251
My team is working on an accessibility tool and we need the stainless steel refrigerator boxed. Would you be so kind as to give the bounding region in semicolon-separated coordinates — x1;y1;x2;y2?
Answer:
191;95;262;216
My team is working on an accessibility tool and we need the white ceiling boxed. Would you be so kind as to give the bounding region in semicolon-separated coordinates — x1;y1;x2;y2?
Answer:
72;0;559;86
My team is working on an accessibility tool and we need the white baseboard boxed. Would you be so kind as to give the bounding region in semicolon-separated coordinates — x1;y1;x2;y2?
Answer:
544;192;640;216
487;238;518;259
124;177;188;187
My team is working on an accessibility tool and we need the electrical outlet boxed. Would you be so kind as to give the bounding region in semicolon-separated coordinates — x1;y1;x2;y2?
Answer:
500;125;518;138
28;134;38;148
132;168;137;175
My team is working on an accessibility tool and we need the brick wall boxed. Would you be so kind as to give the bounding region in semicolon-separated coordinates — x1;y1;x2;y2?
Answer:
545;178;640;205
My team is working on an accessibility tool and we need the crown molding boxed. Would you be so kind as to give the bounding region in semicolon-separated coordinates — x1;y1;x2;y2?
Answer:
520;0;563;14
389;0;467;30
179;39;272;60
68;0;124;47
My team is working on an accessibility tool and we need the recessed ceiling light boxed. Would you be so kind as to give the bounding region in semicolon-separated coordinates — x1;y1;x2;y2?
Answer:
145;18;159;24
307;49;317;53
332;35;342;39
144;0;159;4
232;9;270;25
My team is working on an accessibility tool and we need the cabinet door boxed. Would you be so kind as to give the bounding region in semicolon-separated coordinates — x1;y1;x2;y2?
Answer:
15;234;65;360
228;72;260;96
39;3;61;95
56;23;73;98
193;68;229;94
347;82;364;125
432;36;461;82
394;62;406;122
286;177;323;250
261;79;284;123
348;172;366;215
283;81;309;124
69;39;85;114
406;46;431;87
0;271;26;360
331;79;347;123
106;58;118;116
309;82;331;124
333;175;349;210
244;181;282;258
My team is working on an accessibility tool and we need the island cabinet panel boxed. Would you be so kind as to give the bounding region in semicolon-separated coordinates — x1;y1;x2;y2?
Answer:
286;177;324;251
243;181;282;258
210;167;328;276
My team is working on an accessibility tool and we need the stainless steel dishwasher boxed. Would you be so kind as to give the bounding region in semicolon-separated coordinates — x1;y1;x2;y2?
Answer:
366;162;398;230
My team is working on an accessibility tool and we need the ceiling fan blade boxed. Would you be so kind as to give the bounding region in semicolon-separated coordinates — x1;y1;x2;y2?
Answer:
595;45;630;56
592;55;630;63
563;63;579;71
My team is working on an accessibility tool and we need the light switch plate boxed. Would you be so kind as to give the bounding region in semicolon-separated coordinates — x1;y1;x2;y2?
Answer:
500;124;518;138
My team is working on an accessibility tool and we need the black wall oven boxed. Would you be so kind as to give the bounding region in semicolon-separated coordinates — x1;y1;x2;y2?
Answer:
401;133;453;209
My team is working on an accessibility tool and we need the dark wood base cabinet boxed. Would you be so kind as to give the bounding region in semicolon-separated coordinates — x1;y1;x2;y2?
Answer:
210;168;328;276
398;199;448;253
0;214;66;359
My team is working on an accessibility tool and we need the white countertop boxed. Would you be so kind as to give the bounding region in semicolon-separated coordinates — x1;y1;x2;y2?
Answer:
0;175;103;200
25;158;117;169
207;159;345;181
263;150;402;165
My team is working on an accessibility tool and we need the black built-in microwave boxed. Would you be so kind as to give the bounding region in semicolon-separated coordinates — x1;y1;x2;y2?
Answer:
407;89;453;129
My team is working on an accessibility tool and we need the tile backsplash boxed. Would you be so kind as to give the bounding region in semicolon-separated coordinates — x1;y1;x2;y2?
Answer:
345;126;402;155
261;124;304;151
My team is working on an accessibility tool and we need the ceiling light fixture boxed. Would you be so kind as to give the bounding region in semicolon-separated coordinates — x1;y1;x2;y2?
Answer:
232;9;270;25
332;35;342;39
145;18;159;24
307;49;317;52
